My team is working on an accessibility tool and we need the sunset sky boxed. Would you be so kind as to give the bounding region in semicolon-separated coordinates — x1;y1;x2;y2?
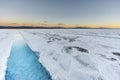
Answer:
0;0;120;28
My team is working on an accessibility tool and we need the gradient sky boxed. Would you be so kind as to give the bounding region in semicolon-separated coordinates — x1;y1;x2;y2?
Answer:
0;0;120;27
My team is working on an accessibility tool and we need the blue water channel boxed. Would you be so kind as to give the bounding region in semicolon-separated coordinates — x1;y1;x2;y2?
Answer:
5;33;52;80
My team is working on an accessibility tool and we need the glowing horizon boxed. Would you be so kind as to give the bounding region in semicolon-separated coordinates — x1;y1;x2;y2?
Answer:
1;20;120;28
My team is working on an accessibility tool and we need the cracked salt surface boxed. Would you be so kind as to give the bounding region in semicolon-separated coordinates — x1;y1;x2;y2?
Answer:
5;33;52;80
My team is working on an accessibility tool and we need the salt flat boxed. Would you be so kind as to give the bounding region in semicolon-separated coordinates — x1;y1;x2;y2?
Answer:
21;29;120;80
0;30;15;80
0;29;120;80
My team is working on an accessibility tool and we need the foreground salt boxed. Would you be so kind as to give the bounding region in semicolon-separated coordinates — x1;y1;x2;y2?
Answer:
0;30;14;80
5;33;52;80
21;29;120;80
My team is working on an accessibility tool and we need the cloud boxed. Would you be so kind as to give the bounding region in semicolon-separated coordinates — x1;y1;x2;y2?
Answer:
57;23;66;26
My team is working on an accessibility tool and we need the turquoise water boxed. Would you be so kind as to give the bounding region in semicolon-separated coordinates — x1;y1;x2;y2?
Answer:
5;34;52;80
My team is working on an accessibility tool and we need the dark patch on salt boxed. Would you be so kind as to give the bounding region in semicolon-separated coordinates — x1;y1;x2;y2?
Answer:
112;52;120;56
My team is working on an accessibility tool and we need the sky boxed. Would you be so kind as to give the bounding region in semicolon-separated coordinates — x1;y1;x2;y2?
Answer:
0;0;120;28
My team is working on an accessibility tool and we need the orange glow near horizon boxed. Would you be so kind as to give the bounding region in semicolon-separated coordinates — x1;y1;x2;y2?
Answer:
0;20;120;28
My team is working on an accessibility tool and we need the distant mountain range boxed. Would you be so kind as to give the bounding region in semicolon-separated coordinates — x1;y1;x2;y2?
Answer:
0;26;111;29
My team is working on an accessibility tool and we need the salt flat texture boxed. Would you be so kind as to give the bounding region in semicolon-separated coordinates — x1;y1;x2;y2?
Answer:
0;29;120;80
21;29;120;80
0;30;15;80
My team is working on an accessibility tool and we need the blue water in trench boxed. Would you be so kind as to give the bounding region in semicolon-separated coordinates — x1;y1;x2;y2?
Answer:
5;33;52;80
